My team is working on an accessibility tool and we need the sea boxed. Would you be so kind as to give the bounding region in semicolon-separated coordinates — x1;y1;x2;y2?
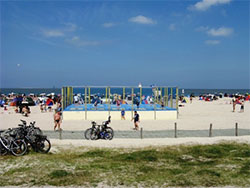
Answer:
0;88;249;96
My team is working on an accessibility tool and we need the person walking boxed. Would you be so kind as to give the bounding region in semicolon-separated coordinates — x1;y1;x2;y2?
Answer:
232;98;236;112
121;109;125;120
54;111;62;131
131;111;140;130
240;100;244;112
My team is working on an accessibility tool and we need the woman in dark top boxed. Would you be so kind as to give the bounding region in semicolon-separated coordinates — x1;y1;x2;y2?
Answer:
131;111;140;130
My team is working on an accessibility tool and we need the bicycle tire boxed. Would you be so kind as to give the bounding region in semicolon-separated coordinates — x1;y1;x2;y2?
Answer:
104;129;113;140
10;139;27;156
84;128;92;140
37;138;51;153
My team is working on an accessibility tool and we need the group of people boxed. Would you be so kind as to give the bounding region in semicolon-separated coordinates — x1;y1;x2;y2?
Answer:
232;98;244;113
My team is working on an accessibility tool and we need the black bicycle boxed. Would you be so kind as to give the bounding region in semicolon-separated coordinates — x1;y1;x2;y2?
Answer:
84;116;114;140
17;120;51;153
0;129;27;156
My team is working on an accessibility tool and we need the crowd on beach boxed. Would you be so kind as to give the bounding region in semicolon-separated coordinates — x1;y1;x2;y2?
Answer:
179;92;249;113
1;91;249;132
0;93;61;114
0;93;63;131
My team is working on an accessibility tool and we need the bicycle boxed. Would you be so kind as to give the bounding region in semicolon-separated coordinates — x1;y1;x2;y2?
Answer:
0;129;27;156
84;116;114;140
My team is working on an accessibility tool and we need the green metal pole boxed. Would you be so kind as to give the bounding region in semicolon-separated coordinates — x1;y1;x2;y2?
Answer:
140;87;142;104
166;87;169;107
88;87;91;104
64;87;66;109
67;87;70;107
71;87;73;105
160;87;162;104
123;87;125;101
105;87;108;104
164;88;166;107
61;87;64;110
171;87;173;108
156;87;159;104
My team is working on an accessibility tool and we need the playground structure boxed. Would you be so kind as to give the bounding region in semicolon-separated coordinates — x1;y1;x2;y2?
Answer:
61;86;179;120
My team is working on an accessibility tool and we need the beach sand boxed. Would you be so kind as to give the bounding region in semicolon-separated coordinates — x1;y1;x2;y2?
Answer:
0;97;249;147
0;97;249;131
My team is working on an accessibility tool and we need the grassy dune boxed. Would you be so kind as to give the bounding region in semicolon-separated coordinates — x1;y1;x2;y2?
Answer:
0;142;249;187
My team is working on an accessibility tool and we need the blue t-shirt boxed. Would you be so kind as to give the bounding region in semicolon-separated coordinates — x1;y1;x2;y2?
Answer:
121;110;125;116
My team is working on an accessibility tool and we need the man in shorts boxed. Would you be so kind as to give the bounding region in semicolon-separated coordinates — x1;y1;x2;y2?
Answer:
54;111;62;131
131;111;140;130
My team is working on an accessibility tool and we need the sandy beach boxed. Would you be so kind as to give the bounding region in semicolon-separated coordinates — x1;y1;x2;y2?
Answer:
0;97;249;147
0;97;249;131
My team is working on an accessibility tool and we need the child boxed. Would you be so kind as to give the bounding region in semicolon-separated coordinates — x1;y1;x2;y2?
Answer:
121;109;125;120
240;100;244;112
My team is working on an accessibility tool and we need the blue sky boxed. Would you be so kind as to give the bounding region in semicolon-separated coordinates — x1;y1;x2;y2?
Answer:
0;0;249;89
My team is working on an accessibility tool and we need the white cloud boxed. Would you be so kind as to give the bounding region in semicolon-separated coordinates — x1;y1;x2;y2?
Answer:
207;27;233;37
41;23;77;38
129;15;156;25
189;0;232;11
102;22;115;28
66;36;100;47
42;30;64;37
169;24;176;31
205;40;220;45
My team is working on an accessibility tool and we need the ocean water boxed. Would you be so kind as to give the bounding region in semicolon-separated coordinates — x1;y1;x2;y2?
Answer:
0;88;249;96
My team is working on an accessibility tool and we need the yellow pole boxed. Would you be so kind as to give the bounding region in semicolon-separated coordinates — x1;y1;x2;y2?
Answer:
160;87;162;104
61;87;64;110
156;87;159;104
71;87;73;104
88;87;91;104
123;87;125;101
166;87;169;107
140;87;142;104
64;87;66;108
67;87;70;107
176;87;179;111
164;88;166;106
171;87;173;108
105;87;108;104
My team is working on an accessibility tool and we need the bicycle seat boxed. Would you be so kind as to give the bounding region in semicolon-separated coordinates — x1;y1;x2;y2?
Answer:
20;119;27;125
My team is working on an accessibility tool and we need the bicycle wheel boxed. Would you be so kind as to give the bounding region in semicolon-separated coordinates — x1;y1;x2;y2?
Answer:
10;139;27;156
90;129;98;140
106;127;113;133
104;129;114;140
37;138;51;153
84;128;92;140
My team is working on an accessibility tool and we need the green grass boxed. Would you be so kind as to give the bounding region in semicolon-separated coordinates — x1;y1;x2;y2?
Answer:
0;142;249;187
